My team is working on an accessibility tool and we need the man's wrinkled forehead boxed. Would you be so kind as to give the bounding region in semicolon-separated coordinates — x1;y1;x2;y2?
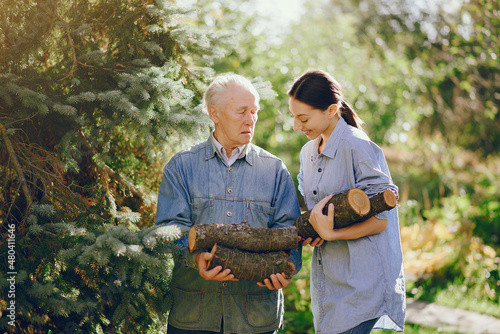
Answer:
218;83;259;109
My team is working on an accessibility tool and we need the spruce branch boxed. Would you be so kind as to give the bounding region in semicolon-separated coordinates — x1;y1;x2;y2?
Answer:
0;122;32;209
77;129;152;206
76;60;124;73
55;12;78;82
55;12;124;81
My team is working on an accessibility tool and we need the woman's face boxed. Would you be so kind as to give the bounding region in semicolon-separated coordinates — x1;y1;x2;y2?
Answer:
288;97;334;140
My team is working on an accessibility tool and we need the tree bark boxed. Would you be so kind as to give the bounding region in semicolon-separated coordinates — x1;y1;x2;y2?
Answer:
207;244;295;282
365;189;398;219
294;188;371;239
188;222;298;253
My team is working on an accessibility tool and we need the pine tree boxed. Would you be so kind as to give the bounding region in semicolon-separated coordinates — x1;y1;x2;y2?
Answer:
0;0;235;332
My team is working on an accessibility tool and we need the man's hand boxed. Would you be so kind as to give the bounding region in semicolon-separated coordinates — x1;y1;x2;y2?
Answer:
195;251;238;281
299;236;324;247
257;273;291;290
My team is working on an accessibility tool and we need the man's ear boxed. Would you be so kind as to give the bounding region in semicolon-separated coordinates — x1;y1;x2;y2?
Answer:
208;105;219;123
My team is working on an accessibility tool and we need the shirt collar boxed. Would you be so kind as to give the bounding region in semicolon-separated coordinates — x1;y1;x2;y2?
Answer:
316;117;348;159
209;132;249;165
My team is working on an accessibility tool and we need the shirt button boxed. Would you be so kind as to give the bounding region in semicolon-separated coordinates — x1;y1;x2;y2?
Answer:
313;190;317;195
222;282;228;287
227;211;232;217
229;167;233;172
318;168;322;172
228;189;233;194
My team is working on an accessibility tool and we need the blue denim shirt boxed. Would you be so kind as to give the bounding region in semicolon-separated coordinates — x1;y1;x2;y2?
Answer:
298;118;406;333
155;134;302;333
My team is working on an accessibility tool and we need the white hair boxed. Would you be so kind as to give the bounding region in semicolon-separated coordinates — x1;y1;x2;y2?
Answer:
202;73;260;113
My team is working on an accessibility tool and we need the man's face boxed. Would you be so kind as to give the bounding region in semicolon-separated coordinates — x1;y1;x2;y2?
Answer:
209;84;259;151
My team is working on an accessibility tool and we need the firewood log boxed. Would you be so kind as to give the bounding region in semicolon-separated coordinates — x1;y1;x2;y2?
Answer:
294;188;397;239
207;244;295;282
188;222;298;253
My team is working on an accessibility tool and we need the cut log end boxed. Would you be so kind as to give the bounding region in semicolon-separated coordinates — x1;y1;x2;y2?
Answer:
383;189;397;208
188;226;196;253
207;243;218;268
348;188;370;216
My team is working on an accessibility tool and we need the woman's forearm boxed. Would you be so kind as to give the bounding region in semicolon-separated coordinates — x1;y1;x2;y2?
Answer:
323;216;387;241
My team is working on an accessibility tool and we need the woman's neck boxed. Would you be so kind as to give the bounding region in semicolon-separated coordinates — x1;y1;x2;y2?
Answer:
318;115;341;153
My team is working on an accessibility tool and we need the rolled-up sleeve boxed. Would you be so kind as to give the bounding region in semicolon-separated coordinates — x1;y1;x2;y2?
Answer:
351;141;398;220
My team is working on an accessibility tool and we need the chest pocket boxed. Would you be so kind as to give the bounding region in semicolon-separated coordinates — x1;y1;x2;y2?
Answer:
190;199;214;224
245;202;275;228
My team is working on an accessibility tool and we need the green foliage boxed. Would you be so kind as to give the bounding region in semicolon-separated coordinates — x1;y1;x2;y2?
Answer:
0;203;181;332
0;0;232;225
279;248;315;334
0;0;235;332
344;0;500;156
400;191;500;314
390;134;500;315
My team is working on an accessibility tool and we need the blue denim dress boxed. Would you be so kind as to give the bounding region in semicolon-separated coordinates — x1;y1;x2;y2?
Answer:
155;135;302;333
298;118;406;333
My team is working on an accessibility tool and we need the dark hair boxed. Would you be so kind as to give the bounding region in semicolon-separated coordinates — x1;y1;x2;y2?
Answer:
287;69;363;129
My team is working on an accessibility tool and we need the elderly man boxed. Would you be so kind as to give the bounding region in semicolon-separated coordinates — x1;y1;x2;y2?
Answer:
155;73;301;334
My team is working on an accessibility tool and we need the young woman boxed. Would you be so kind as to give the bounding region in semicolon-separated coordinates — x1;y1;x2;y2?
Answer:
288;69;405;334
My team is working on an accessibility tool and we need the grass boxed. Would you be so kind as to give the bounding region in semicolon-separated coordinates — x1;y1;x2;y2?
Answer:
406;276;500;319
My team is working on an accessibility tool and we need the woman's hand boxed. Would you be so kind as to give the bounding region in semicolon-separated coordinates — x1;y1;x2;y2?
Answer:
309;194;335;240
309;194;389;241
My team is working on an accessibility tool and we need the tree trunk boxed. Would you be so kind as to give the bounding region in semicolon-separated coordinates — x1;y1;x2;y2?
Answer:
207;244;295;282
188;222;298;253
294;188;371;239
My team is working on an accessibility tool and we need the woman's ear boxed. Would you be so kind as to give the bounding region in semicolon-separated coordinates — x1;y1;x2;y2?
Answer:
328;104;339;118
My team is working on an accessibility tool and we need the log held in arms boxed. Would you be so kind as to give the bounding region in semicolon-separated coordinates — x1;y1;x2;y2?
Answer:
207;243;295;282
188;222;298;253
294;188;398;239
